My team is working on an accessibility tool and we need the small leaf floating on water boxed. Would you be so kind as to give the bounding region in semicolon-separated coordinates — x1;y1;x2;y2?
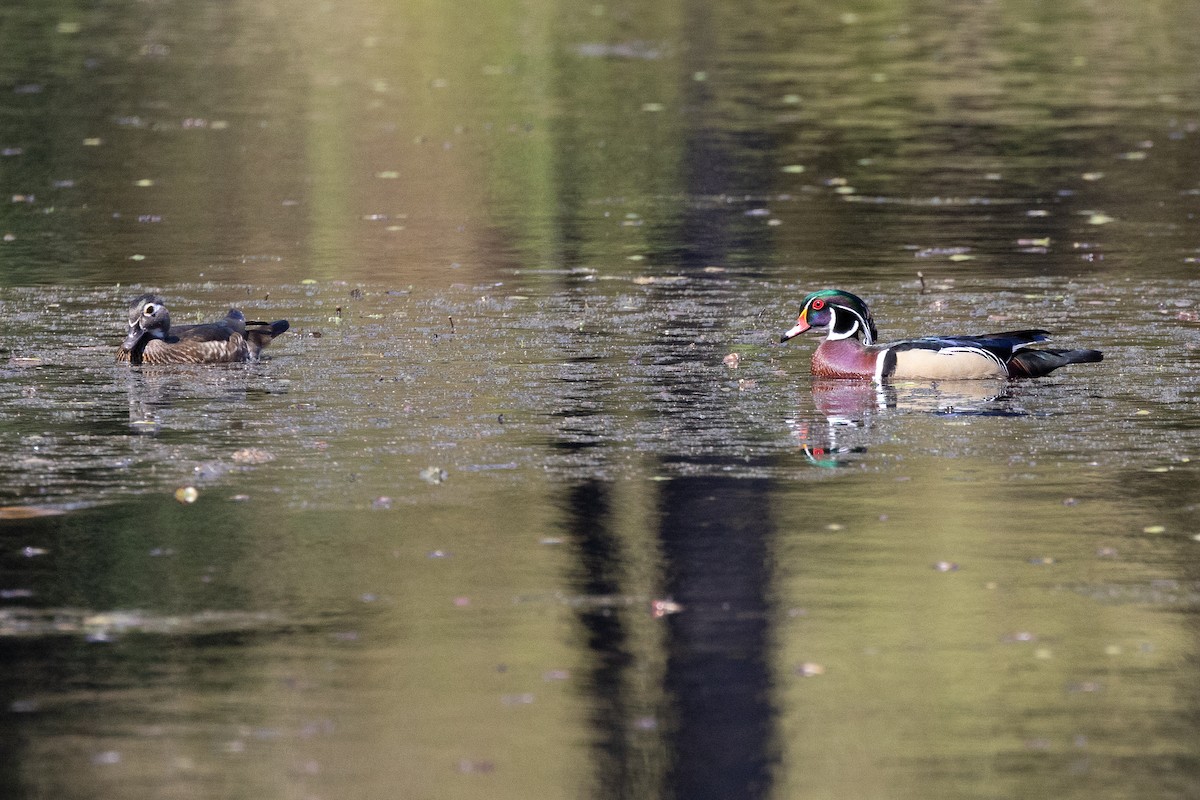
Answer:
1086;212;1115;225
723;353;740;369
794;662;825;677
1143;525;1166;534
174;486;198;504
933;561;959;572
371;496;392;510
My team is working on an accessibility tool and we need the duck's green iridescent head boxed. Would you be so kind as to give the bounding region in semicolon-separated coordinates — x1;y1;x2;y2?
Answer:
780;289;878;344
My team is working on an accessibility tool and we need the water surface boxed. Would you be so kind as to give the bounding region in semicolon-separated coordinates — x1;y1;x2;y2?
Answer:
2;1;1200;798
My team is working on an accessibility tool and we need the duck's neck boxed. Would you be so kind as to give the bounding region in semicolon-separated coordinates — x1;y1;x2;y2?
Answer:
812;336;878;379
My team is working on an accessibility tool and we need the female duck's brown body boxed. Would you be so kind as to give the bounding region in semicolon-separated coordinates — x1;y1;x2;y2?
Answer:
782;289;1102;381
116;294;289;366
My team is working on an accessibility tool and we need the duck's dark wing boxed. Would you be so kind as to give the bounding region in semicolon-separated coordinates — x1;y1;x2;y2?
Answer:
892;329;1051;361
170;310;248;342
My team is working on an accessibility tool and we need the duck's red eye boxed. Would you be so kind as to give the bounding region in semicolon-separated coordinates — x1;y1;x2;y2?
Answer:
810;298;825;311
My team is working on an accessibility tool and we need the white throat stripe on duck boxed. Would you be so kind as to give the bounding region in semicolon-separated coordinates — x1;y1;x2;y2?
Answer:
826;307;869;342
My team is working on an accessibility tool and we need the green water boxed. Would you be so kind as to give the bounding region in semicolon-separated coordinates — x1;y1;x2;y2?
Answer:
2;1;1199;798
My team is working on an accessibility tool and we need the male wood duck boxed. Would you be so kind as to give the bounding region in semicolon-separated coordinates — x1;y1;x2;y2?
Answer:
116;294;289;365
780;289;1102;380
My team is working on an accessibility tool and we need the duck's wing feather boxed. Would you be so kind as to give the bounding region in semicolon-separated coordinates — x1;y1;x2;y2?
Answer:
169;311;247;343
891;329;1050;360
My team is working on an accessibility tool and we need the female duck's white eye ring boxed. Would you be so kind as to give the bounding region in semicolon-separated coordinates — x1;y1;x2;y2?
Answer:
144;305;156;315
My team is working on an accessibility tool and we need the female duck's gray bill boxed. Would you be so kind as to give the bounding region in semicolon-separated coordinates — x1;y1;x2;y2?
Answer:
122;327;146;350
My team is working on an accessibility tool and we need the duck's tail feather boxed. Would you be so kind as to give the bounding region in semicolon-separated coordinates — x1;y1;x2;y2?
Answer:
246;320;290;351
1008;348;1102;378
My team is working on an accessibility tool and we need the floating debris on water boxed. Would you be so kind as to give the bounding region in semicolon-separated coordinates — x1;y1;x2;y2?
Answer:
174;486;199;504
0;506;64;520
231;448;275;465
651;599;683;617
419;466;448;484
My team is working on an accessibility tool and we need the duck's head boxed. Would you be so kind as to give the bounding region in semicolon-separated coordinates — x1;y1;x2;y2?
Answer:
780;289;878;345
123;294;171;350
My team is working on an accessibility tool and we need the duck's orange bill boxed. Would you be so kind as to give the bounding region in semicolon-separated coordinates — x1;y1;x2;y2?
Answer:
779;310;811;342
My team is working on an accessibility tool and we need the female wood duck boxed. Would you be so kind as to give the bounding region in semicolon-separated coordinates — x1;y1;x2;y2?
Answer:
116;294;289;366
780;289;1102;380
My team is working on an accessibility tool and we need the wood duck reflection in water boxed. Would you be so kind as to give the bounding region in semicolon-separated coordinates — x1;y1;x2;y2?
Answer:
781;289;1102;381
116;294;289;366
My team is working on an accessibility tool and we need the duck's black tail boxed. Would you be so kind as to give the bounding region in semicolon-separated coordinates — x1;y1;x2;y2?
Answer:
246;319;290;351
1008;348;1102;378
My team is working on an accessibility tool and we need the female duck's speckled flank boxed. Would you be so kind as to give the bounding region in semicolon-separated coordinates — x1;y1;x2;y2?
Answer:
116;294;289;366
780;289;1102;381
